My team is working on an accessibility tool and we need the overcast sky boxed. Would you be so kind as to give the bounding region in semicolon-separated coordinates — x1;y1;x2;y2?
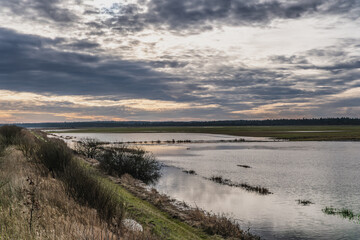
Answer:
0;0;359;122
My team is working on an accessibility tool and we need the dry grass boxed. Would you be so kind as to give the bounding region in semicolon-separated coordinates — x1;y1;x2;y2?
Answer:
0;147;148;240
188;208;256;240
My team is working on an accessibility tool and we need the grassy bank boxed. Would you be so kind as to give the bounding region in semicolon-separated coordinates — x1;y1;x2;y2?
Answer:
54;125;360;141
0;126;257;239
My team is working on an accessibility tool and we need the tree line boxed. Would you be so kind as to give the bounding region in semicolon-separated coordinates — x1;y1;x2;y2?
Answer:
6;117;360;129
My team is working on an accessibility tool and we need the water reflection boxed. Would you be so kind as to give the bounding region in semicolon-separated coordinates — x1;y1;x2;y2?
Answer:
155;166;360;240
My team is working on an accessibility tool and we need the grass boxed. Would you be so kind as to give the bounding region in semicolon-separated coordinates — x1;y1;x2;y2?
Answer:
183;170;197;175
208;175;272;195
64;158;217;239
0;147;121;239
102;176;219;240
237;164;251;169
119;174;259;239
322;207;360;221
210;176;231;184
53;125;360;141
297;199;314;206
1;126;256;239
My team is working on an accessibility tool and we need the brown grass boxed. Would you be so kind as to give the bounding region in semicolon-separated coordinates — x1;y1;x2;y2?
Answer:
0;146;157;239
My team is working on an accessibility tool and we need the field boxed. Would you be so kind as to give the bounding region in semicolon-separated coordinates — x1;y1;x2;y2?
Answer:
56;125;360;141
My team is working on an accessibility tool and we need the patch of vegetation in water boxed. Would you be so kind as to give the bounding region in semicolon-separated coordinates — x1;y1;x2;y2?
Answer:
208;175;272;195
322;207;360;222
183;170;197;175
297;199;314;206
237;164;251;169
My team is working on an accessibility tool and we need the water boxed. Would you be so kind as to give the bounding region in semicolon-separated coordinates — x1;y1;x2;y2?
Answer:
54;132;360;239
54;132;271;142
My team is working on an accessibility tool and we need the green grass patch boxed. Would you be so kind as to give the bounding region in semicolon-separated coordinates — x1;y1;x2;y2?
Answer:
93;170;220;240
322;207;360;222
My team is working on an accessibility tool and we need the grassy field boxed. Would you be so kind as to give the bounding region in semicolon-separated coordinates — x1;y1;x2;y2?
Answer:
56;125;360;141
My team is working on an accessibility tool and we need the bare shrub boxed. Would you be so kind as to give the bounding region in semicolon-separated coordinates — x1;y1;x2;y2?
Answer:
75;138;101;158
17;130;37;161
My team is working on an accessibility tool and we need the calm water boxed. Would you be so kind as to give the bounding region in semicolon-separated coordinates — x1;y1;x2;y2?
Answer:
54;132;360;239
54;132;271;142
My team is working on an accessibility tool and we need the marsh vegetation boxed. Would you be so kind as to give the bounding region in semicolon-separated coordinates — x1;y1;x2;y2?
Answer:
183;169;197;175
237;164;251;169
322;207;360;221
208;175;272;195
297;200;314;206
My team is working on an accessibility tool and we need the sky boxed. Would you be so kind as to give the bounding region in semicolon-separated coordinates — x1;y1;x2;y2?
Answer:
0;0;359;123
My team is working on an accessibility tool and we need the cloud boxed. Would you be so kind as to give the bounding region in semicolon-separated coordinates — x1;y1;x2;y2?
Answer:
0;0;359;121
91;0;360;35
0;28;186;100
0;0;78;22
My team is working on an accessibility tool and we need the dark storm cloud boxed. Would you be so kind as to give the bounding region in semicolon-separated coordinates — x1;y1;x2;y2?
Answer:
0;28;185;99
92;0;359;34
94;0;319;33
0;0;78;22
315;61;360;72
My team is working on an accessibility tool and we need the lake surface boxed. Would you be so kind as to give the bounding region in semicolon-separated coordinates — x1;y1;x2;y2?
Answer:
54;132;360;239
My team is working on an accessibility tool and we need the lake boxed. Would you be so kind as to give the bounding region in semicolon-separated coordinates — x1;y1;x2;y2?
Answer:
53;132;360;239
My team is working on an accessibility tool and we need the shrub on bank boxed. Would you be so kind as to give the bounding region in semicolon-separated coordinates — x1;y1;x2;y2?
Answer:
97;146;161;184
74;138;101;158
34;136;125;226
0;136;4;156
36;138;72;173
63;159;124;223
17;129;38;160
0;125;22;146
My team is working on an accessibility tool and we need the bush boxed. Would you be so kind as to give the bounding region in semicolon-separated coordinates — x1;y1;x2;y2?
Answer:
35;135;125;225
97;146;161;184
74;138;101;158
36;138;72;173
17;129;38;160
63;159;124;224
0;135;5;156
0;125;23;146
